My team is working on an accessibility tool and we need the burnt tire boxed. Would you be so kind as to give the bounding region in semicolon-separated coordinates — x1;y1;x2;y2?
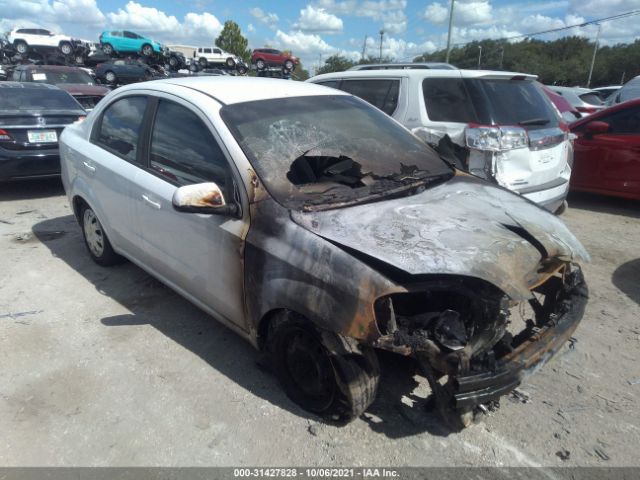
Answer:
269;314;380;423
80;204;125;267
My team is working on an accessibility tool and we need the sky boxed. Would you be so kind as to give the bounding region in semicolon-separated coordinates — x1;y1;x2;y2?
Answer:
1;0;640;72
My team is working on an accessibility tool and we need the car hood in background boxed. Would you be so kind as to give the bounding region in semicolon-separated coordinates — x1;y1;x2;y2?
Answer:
59;84;110;96
291;175;589;301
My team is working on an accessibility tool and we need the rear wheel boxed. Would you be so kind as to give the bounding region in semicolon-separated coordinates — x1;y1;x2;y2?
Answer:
284;59;294;71
225;57;236;68
269;314;379;422
80;205;124;266
199;57;208;68
255;58;266;70
102;43;113;56
168;56;178;68
141;44;153;57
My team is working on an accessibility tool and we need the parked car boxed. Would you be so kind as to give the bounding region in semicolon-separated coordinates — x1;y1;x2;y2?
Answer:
10;65;109;111
547;86;604;115
593;85;621;102
99;31;165;57
309;69;573;213
606;76;640;106
541;83;581;123
570;99;640;200
349;62;457;71
95;59;155;85
7;28;83;57
59;77;588;428
251;48;298;71
195;46;238;68
0;82;85;181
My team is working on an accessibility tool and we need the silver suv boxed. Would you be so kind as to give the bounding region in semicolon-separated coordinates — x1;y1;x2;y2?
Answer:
308;69;573;213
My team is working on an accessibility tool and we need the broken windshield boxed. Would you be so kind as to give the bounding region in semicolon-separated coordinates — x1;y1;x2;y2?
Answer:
221;95;453;210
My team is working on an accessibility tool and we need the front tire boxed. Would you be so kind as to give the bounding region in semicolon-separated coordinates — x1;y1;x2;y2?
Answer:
80;205;124;266
284;60;295;71
225;57;236;67
255;58;266;70
104;70;117;84
59;42;73;55
141;44;153;57
199;57;208;68
15;41;28;55
269;314;380;423
102;43;113;56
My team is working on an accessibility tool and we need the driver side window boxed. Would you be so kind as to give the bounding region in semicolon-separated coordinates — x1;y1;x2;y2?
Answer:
149;100;232;188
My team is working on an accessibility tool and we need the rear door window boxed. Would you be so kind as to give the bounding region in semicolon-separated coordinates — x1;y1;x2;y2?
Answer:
579;93;603;105
149;100;231;186
316;80;340;89
94;96;148;163
339;79;400;115
600;107;640;134
422;77;477;122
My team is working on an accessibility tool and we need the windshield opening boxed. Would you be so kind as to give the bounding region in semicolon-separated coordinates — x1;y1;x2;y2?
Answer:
221;95;453;210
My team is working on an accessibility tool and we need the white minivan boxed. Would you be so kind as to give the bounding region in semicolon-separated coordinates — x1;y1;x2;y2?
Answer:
308;69;573;212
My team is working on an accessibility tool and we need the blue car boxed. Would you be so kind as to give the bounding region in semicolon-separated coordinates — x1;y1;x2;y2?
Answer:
99;30;164;57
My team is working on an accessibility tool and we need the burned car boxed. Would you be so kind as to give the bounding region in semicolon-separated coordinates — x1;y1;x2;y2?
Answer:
59;77;588;428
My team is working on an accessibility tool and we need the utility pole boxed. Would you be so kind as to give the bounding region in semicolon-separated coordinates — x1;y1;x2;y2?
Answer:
621;71;626;85
379;29;384;62
361;35;368;61
477;45;482;69
499;45;504;70
445;0;456;63
586;23;601;88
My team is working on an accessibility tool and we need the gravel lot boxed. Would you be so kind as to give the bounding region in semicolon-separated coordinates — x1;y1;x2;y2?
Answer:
1;178;639;467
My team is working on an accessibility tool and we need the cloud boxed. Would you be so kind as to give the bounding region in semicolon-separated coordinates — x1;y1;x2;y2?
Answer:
274;29;336;55
293;5;343;34
249;7;279;29
423;2;449;23
424;0;492;26
247;23;255;33
0;0;105;29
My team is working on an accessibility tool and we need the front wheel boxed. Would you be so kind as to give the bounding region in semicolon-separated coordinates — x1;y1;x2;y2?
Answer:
225;57;236;67
102;43;113;56
59;42;73;55
80;205;124;266
269;314;380;422
15;41;28;55
104;70;117;84
141;44;153;57
255;58;266;70
284;60;294;71
199;57;208;68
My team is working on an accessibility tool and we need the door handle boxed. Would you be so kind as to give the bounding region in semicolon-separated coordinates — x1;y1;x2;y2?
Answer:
82;161;96;173
141;194;161;209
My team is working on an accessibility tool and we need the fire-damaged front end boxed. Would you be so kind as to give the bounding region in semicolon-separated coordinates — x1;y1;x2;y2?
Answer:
285;174;589;427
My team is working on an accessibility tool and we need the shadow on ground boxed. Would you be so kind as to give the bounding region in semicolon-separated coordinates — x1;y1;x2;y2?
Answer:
612;258;640;305
568;191;640;219
33;214;452;438
0;178;65;201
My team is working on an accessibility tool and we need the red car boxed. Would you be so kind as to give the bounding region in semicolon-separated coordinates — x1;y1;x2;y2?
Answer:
251;48;298;71
540;83;581;123
570;99;640;200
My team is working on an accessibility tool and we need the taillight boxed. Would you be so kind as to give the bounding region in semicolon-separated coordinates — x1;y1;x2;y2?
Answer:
577;106;598;114
465;125;528;152
0;128;12;141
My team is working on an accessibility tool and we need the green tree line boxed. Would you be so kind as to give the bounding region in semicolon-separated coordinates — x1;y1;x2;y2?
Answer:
415;37;640;87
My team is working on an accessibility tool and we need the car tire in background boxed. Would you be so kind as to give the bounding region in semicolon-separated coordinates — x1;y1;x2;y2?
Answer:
269;313;380;422
198;57;208;68
236;64;248;75
14;41;28;55
74;53;85;65
101;43;114;56
141;44;154;57
284;60;295;71
104;70;117;84
168;56;178;69
189;62;200;72
80;204;125;267
225;57;236;68
255;59;266;71
59;42;73;56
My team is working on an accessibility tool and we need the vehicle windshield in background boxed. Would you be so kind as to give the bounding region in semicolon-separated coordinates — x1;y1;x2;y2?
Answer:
221;95;453;210
0;87;83;111
31;70;95;85
423;78;559;127
579;92;603;105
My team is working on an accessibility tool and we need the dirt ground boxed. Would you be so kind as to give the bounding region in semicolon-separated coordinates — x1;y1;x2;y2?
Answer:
0;178;639;467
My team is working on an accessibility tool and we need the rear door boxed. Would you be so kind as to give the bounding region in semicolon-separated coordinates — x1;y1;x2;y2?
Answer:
573;105;640;196
132;94;248;329
86;95;151;256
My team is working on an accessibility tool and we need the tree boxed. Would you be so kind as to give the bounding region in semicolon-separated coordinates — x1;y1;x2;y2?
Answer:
215;20;251;63
293;60;310;81
316;55;356;75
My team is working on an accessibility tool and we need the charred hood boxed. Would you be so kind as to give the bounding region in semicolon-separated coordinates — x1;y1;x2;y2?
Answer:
290;175;589;300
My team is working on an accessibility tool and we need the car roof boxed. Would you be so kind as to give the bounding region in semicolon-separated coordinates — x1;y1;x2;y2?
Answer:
128;76;349;105
310;69;537;81
0;81;62;90
348;62;457;71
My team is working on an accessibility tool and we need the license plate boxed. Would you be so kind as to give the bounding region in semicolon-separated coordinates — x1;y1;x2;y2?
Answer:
27;130;57;143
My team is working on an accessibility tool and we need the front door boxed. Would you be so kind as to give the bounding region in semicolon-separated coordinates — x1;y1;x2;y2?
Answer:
133;96;248;330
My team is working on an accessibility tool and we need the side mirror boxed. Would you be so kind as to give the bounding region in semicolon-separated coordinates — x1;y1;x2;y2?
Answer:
585;121;610;135
172;182;238;216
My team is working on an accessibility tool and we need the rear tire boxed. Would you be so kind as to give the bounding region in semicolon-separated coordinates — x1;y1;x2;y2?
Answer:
269;313;379;423
284;60;294;71
225;57;236;67
199;57;208;68
15;41;28;55
141;44;153;57
59;42;73;55
80;204;125;267
102;43;113;56
104;70;117;84
255;58;266;70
